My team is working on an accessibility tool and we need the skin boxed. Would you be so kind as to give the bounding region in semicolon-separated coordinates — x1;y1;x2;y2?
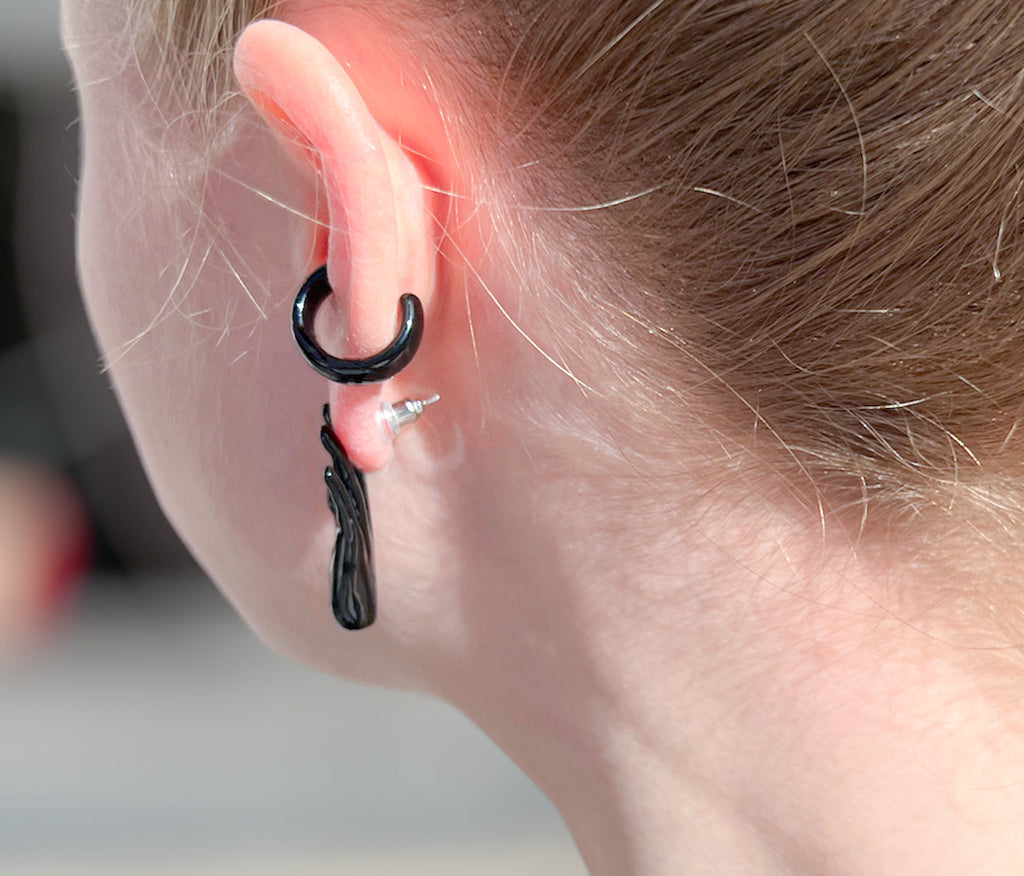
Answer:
62;1;1024;872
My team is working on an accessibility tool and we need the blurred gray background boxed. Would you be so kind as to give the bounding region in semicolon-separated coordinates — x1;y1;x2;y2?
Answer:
0;2;583;873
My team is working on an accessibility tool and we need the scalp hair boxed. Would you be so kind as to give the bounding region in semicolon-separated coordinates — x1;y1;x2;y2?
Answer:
129;0;1024;541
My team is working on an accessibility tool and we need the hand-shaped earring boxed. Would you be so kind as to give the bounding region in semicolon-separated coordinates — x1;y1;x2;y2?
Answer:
292;265;435;630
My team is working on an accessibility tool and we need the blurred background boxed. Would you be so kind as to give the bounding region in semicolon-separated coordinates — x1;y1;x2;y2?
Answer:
0;2;583;873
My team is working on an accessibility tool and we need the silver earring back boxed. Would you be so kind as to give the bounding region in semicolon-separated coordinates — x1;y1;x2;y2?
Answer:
379;394;440;438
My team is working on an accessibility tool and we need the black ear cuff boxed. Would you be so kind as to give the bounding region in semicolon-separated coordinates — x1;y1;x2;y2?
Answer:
292;265;423;384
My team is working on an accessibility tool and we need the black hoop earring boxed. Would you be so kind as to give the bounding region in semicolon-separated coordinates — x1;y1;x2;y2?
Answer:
293;265;423;384
292;265;427;631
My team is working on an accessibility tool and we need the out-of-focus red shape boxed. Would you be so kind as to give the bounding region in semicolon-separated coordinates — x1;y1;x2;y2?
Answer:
0;458;90;664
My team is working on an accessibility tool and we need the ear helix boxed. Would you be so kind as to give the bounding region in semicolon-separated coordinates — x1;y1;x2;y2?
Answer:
291;265;437;630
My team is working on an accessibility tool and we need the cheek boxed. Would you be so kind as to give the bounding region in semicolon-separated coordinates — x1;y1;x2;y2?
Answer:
73;92;408;681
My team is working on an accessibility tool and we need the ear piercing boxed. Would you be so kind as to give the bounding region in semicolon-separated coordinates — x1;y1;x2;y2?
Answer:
292;265;434;631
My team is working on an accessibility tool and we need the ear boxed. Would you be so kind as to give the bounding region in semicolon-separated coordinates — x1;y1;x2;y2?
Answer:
233;18;438;471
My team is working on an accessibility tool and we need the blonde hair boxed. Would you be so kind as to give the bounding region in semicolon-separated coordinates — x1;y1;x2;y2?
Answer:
130;0;276;114
130;0;1024;536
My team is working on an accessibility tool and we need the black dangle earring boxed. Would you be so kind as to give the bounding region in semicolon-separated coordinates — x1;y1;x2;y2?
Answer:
292;265;433;630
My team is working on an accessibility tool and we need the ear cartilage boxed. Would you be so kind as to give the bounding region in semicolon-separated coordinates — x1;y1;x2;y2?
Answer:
379;394;441;439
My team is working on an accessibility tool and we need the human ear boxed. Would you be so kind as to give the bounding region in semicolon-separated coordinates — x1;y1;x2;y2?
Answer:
233;18;438;472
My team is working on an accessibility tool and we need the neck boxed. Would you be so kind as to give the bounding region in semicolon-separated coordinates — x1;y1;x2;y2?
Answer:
436;467;1024;874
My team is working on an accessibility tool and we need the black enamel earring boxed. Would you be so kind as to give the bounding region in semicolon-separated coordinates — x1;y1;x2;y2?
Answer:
293;265;423;384
292;265;431;630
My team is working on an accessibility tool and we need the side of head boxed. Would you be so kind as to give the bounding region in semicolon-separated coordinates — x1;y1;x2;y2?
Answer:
62;0;1024;686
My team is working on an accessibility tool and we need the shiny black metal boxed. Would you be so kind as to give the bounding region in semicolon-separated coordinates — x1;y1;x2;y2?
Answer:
320;404;375;630
293;265;426;631
292;265;423;384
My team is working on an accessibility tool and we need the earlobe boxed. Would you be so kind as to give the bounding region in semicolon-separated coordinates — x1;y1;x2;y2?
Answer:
233;18;436;471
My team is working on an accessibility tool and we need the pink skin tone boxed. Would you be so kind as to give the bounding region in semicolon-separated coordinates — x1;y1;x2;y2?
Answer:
66;9;453;685
63;3;1024;873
